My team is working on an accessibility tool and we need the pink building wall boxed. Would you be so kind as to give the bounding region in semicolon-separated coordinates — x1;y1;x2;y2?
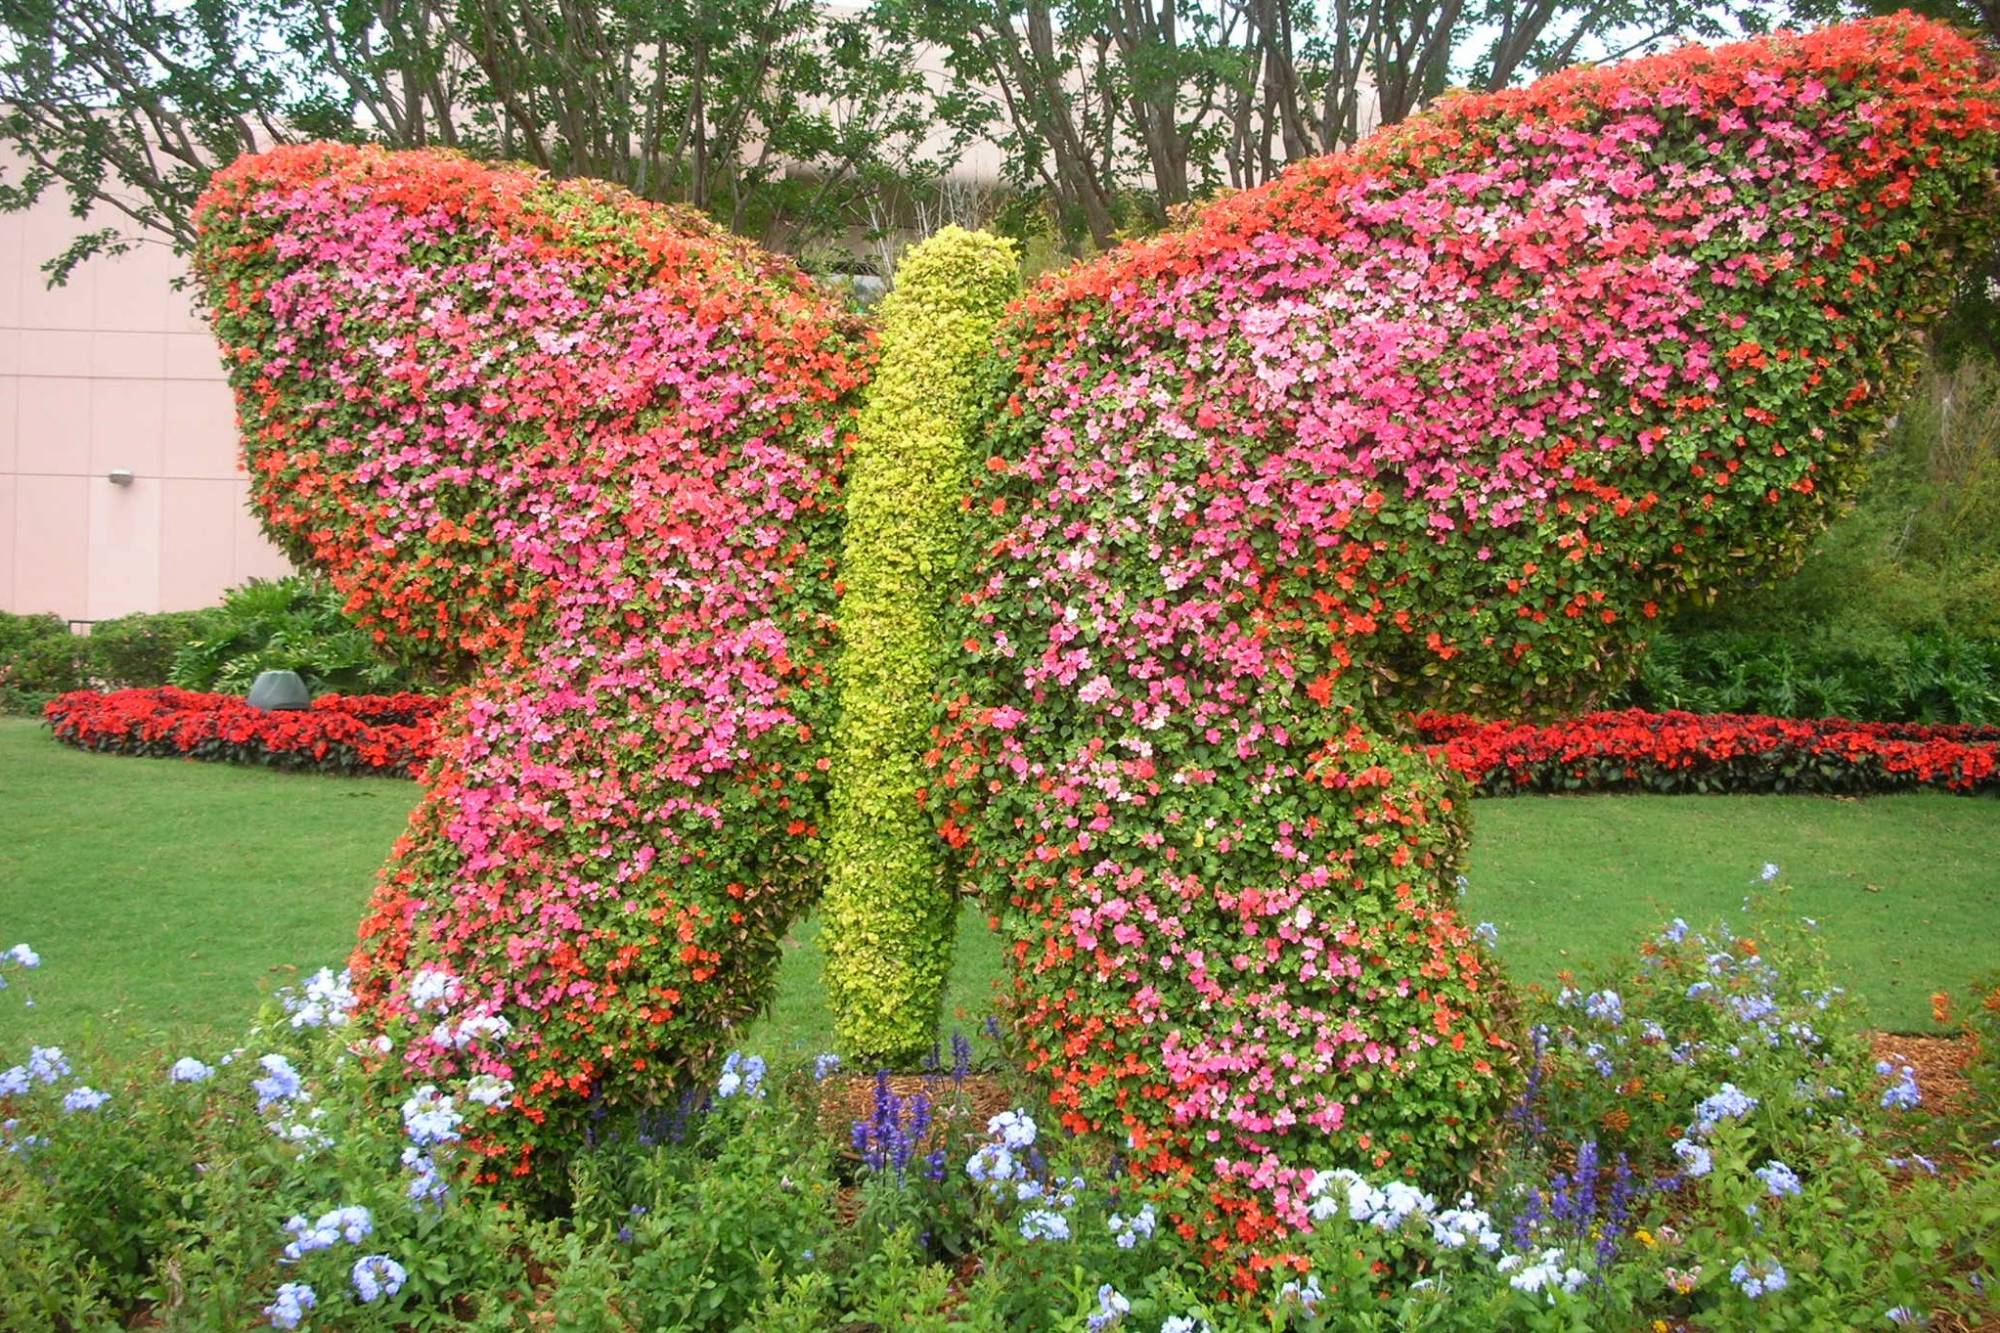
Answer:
0;182;292;624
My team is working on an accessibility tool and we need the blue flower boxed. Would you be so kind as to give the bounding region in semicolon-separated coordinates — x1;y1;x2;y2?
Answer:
1108;1202;1157;1249
1087;1284;1130;1332
1019;1209;1070;1241
1161;1319;1212;1333
350;1254;407;1303
1755;1161;1802;1198
5;944;39;968
716;1051;766;1099
1673;1140;1713;1178
1760;863;1781;883
1694;1083;1757;1131
0;1066;27;1097
1474;921;1500;947
170;1057;215;1083
1730;1258;1788;1299
1879;1064;1921;1111
400;1084;462;1146
1584;990;1624;1026
402;1147;449;1206
812;1052;842;1081
253;1054;303;1110
26;1046;67;1084
986;1108;1037;1149
61;1086;108;1113
263;1281;317;1329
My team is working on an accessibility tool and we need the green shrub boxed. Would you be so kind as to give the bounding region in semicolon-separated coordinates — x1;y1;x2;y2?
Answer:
0;611;76;715
85;609;217;688
821;227;1018;1066
169;576;422;695
1618;629;2000;723
1684;358;2000;643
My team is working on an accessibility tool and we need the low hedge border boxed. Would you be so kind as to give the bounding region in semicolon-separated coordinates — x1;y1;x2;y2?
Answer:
42;690;2000;794
43;687;445;777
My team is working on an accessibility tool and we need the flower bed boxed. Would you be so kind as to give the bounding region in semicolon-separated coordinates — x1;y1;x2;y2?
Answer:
1415;709;2000;796
43;689;2000;796
43;687;446;777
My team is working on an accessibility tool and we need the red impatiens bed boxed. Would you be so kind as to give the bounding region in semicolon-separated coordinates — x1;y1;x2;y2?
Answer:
1414;709;2000;796
44;689;2000;794
43;687;446;777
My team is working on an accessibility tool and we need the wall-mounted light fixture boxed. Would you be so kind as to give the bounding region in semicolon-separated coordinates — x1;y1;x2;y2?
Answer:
107;469;134;487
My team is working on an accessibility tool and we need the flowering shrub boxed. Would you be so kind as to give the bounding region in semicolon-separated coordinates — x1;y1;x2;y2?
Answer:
823;229;1020;1065
1416;708;2000;795
4;887;2000;1329
935;15;2000;1268
192;144;870;1167
44;687;445;776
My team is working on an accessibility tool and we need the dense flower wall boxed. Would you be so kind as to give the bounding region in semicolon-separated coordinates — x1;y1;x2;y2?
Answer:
193;144;870;1168
932;16;2000;1273
44;687;443;776
822;229;1020;1065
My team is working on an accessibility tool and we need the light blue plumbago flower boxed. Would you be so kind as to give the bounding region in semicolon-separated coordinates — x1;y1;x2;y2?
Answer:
1694;1083;1758;1132
1755;1161;1802;1198
1019;1208;1070;1241
1730;1258;1788;1298
26;1046;67;1084
263;1281;317;1329
1108;1202;1158;1249
1161;1319;1213;1333
5;944;38;968
1760;863;1781;883
350;1254;407;1303
715;1051;766;1099
170;1057;215;1083
253;1054;303;1109
285;968;356;1030
464;1074;513;1109
1883;1306;1924;1326
965;1143;1019;1188
1087;1284;1131;1332
986;1108;1037;1149
62;1086;109;1113
1877;1062;1921;1111
402;1147;449;1206
1673;1140;1713;1178
0;1066;27;1097
1658;918;1691;946
400;1084;462;1146
1278;1275;1324;1311
813;1052;842;1082
1473;921;1499;948
1584;990;1623;1026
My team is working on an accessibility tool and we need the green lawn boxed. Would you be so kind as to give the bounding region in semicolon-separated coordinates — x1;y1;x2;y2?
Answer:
2;717;1994;1062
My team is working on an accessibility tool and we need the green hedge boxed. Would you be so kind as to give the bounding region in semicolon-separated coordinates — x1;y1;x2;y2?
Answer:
821;228;1018;1065
1618;629;2000;724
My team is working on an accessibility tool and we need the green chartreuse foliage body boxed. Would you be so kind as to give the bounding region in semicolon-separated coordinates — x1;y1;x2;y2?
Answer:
822;228;1019;1065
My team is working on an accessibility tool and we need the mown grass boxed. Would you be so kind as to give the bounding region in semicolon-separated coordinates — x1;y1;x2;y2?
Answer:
2;717;1993;1062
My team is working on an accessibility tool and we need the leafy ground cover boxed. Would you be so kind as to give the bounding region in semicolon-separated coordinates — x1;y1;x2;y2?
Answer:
2;718;1993;1056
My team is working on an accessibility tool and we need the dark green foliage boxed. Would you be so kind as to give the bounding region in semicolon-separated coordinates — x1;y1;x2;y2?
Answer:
85;610;217;689
168;576;425;695
1618;630;2000;723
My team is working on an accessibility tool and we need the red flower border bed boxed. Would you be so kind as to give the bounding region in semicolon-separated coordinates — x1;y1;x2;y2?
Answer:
1415;709;2000;796
44;687;447;777
43;691;2000;795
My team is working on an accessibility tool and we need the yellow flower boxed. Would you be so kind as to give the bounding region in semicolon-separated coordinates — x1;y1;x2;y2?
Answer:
1635;1228;1657;1248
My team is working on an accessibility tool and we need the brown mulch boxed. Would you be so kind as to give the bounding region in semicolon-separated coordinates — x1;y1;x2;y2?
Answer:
1871;1031;1974;1121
